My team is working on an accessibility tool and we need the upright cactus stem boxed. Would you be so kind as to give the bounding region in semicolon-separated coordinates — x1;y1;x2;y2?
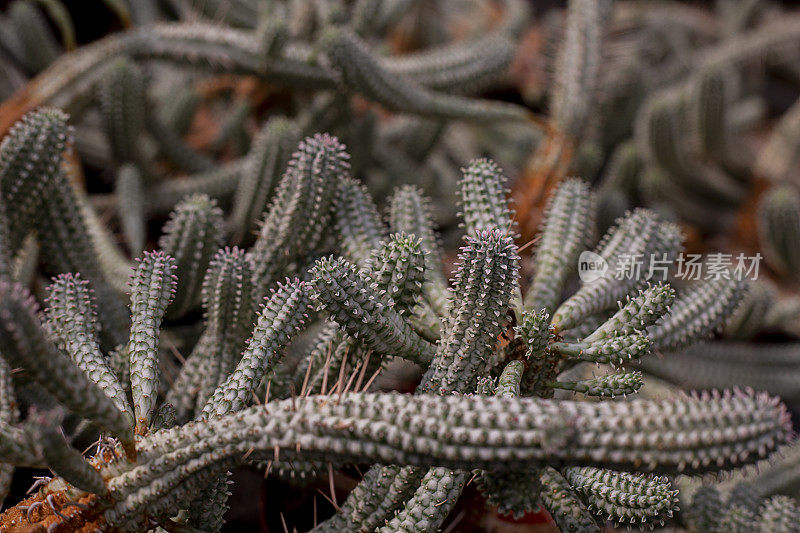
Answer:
0;282;135;454
128;251;177;434
458;158;516;237
250;133;349;300
525;179;595;314
159;194;225;319
45;273;134;426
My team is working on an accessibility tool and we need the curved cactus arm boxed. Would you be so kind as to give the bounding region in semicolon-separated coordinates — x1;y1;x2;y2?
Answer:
552;209;683;332
320;27;530;123
250;133;349;300
158;194;225;320
98;56;147;166
45;273;133;426
552;333;651;366
334;176;387;267
123;390;794;475
583;283;675;343
539;466;601;533
550;0;612;137
115;164;146;256
0;282;134;452
201;278;312;418
458;158;516;238
647;277;746;352
562;466;679;527
36;423;107;495
384;33;516;95
128;251;177;435
524;178;596;314
309;256;435;366
549;371;643;398
229;117;300;241
421;229;519;394
96;389;791;532
388;185;449;316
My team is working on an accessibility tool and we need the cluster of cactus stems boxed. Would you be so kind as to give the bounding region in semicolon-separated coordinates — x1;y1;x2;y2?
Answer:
0;1;797;532
0;104;792;532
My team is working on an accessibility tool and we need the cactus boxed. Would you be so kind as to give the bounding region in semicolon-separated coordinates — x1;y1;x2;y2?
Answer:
0;1;799;531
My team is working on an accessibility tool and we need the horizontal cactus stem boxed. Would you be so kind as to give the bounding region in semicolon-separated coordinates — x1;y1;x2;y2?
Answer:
550;341;583;358
126;390;791;478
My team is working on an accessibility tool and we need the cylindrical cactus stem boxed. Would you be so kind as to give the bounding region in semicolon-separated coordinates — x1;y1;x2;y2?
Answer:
115;164;147;256
552;209;683;332
0;282;135;454
98;56;148;166
128;251;177;435
158;194;225;320
647;277;746;352
389;185;450;316
201;278;312;418
421;229;519;394
229;117;300;243
561;466;678;527
45;273;134;426
539;467;601;532
249;133;349;301
309;256;435;367
0;108;70;251
334;176;387;267
524;178;595;314
458;158;517;237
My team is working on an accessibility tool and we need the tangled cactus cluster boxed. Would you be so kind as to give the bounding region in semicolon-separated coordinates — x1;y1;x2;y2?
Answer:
0;1;798;532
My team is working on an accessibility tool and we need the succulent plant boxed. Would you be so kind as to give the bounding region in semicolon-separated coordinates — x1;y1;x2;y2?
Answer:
0;1;798;532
